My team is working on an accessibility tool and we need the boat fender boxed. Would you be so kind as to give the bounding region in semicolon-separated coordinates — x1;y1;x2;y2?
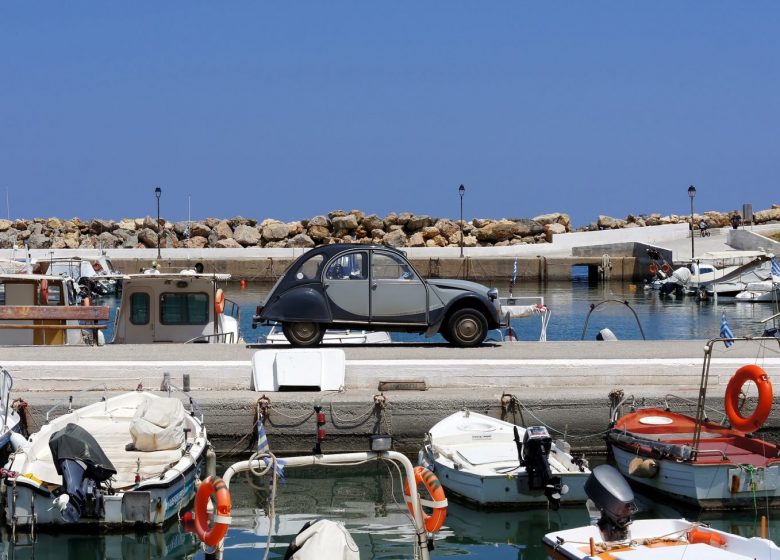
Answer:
627;457;658;478
687;527;726;547
205;446;217;478
403;465;447;534
40;279;49;305
214;289;225;315
194;476;232;548
724;365;773;433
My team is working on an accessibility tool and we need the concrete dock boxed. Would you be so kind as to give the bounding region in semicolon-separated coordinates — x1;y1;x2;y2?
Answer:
4;340;779;454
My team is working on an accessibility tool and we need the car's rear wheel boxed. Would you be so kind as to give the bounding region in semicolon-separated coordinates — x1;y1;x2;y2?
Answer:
447;308;488;347
282;322;324;347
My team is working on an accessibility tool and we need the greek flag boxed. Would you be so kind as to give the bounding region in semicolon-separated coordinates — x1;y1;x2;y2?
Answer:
256;415;270;454
720;313;734;348
772;257;780;278
511;258;518;284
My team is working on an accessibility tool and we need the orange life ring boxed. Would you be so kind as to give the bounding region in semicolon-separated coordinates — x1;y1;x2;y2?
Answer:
40;279;49;305
648;263;658;274
194;476;232;548
403;466;447;534
687;527;726;547
214;289;225;315
724;365;773;433
661;263;672;275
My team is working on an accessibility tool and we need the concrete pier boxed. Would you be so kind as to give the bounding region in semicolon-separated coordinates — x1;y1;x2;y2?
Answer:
5;340;779;454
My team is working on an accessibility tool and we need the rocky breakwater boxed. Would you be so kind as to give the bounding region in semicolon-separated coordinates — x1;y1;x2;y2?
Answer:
0;211;573;250
0;205;777;250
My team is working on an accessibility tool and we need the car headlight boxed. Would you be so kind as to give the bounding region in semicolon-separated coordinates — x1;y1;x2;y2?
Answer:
487;288;498;301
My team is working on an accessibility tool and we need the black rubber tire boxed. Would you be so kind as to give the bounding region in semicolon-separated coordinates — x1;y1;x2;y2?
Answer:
446;308;488;347
282;322;324;347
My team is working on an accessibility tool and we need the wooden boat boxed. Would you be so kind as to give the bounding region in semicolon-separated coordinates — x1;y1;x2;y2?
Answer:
419;410;590;508
607;336;780;509
544;465;780;559
4;390;209;530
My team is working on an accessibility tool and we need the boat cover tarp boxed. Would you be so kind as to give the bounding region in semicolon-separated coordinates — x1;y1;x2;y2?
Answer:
48;423;117;482
283;519;359;560
129;396;186;452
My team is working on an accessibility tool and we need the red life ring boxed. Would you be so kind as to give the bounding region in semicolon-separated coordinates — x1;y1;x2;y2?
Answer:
724;365;773;433
39;279;49;305
403;466;447;534
661;263;672;275
214;289;225;315
194;476;232;548
648;263;658;274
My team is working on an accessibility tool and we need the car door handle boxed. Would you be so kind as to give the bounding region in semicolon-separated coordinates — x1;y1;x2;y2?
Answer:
371;283;378;290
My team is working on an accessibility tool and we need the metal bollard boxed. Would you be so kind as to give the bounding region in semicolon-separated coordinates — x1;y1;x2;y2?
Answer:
183;373;191;393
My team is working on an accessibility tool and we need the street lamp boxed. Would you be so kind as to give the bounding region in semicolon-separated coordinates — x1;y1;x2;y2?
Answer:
155;186;162;259
458;184;465;258
688;185;696;260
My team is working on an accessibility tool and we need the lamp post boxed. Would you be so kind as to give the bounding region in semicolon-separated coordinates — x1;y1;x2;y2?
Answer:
688;185;696;260
155;186;162;259
459;184;465;258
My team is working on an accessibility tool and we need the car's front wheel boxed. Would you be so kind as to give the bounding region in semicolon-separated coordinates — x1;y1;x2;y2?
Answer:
446;308;488;347
282;322;324;347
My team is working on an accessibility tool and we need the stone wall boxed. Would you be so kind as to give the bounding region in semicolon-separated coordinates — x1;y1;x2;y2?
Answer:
0;205;777;250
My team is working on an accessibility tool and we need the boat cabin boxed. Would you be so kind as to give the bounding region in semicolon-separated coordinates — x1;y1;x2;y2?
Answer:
111;271;240;344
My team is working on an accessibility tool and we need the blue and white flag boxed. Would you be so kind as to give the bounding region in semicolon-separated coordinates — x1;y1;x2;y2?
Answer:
720;313;734;348
511;258;518;285
772;257;780;278
256;415;270;454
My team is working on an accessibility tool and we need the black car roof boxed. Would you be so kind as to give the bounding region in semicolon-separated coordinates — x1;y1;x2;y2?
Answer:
300;243;406;260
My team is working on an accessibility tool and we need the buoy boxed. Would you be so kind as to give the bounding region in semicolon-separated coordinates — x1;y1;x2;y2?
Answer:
241;279;246;289
724;364;773;433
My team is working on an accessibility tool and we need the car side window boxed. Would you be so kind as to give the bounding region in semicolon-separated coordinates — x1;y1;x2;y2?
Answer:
295;254;324;280
372;253;415;280
325;252;367;280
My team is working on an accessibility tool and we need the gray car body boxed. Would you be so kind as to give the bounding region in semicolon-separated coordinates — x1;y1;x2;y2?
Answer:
253;244;503;336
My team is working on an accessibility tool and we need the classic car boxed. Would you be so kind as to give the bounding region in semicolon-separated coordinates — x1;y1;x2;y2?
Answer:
252;244;503;347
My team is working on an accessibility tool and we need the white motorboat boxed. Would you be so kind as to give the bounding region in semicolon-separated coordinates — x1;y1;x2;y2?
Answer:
263;322;391;345
543;464;780;559
419;410;590;508
111;270;241;343
607;336;780;510
4;390;209;530
193;447;446;559
654;251;771;295
735;279;779;303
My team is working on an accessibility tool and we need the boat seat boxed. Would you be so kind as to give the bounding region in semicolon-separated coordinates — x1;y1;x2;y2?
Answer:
454;444;519;467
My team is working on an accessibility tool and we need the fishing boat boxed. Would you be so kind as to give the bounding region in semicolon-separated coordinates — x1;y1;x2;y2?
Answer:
607;336;780;510
418;410;590;508
111;270;241;344
543;464;780;559
192;445;446;559
4;389;210;530
0;273;109;346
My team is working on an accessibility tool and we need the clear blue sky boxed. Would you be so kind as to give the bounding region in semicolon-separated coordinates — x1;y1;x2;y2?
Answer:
1;2;778;227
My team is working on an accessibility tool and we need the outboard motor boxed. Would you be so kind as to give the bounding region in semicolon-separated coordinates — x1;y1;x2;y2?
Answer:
48;423;117;523
517;425;567;509
585;465;638;542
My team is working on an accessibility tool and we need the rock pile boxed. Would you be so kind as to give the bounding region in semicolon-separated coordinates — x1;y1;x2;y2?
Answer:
0;206;777;250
